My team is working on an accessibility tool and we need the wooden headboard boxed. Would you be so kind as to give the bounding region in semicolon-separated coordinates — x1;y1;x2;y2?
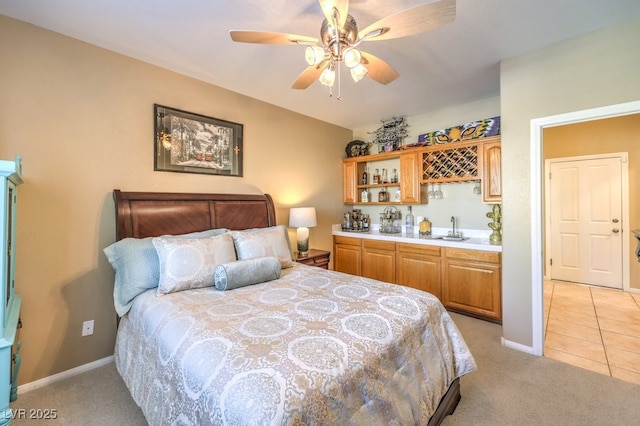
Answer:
113;190;276;241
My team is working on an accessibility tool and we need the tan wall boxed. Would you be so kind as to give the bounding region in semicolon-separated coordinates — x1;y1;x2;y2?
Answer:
500;16;640;347
0;16;352;384
543;115;640;288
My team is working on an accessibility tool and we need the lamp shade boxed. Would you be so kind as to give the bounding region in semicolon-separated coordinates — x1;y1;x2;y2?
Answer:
289;207;317;228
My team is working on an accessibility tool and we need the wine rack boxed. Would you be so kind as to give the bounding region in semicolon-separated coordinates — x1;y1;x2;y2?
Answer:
421;142;479;182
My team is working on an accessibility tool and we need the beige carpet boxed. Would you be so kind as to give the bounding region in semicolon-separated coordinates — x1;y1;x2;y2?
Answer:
11;312;640;425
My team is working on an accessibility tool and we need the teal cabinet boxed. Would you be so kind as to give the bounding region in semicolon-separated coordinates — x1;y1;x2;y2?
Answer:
0;157;22;424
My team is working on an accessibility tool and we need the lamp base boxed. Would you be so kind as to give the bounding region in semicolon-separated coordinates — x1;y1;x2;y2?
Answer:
296;227;310;257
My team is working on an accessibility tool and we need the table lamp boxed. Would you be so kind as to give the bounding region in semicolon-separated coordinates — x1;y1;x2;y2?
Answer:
289;207;317;257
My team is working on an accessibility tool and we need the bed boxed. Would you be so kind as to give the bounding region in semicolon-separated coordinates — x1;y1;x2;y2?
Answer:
107;189;476;425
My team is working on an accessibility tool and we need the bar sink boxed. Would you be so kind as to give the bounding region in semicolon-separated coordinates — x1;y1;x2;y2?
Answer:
441;235;469;241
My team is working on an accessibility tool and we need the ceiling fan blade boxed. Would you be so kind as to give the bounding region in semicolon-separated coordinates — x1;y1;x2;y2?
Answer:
292;62;329;89
230;30;318;45
360;51;399;85
319;0;349;30
358;0;456;42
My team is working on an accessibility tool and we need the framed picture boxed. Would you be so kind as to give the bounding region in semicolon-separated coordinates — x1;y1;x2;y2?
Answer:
154;104;243;176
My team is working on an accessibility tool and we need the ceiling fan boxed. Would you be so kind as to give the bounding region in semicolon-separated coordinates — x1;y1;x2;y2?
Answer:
230;0;456;97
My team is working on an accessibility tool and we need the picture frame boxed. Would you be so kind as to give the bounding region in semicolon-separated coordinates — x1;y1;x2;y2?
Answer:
154;104;243;176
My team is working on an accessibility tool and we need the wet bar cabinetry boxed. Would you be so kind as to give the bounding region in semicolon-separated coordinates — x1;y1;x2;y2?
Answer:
333;235;502;323
396;243;442;299
343;151;427;205
362;239;395;283
344;136;501;204
333;236;362;276
480;139;502;204
442;248;502;322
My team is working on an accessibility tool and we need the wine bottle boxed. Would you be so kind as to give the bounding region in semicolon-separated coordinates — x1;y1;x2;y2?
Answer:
362;167;368;185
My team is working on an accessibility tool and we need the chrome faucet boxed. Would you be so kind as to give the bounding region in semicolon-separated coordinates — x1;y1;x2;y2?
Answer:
451;216;456;236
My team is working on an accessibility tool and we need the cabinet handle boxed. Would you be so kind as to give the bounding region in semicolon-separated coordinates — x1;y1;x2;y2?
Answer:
612;229;620;233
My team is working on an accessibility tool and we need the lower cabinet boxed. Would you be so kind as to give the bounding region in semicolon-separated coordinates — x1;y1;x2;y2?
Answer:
362;239;395;283
396;243;442;299
442;248;502;323
333;236;502;322
333;236;362;276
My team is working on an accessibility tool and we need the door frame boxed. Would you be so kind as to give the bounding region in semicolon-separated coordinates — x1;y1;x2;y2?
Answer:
530;100;640;356
544;153;629;289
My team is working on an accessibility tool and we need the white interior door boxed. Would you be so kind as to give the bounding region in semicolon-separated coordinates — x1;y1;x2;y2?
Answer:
548;156;623;288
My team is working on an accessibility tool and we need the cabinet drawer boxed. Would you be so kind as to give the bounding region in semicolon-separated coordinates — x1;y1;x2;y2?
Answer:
334;235;362;247
397;242;441;257
445;247;501;264
363;239;395;251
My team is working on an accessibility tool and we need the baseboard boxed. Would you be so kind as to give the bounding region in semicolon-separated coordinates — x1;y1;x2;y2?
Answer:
501;337;537;355
17;355;114;395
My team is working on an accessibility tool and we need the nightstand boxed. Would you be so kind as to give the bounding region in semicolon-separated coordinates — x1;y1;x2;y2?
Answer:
295;249;330;269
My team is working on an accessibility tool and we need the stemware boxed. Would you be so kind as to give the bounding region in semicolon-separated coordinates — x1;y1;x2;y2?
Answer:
434;183;443;199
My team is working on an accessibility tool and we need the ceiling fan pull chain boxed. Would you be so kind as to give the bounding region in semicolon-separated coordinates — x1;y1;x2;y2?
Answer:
337;63;342;100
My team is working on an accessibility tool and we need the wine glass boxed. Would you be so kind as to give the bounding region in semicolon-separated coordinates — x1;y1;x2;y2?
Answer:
434;184;443;199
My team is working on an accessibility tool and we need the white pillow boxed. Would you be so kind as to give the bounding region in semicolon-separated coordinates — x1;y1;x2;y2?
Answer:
153;233;237;295
230;225;295;268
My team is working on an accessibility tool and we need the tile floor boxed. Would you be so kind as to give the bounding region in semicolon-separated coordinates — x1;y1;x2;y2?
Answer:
544;280;640;385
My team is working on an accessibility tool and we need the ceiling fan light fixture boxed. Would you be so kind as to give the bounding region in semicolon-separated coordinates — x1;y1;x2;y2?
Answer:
305;45;326;66
343;47;362;69
350;64;368;82
319;62;336;87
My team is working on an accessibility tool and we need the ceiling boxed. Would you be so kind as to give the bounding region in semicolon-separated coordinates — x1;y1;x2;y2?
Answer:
2;0;640;129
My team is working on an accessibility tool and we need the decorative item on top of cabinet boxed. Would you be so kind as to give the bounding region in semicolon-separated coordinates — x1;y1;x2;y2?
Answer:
481;138;502;203
0;156;23;413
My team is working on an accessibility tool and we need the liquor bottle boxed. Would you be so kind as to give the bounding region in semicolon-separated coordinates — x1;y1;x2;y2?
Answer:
373;168;380;184
419;217;432;236
361;188;369;203
378;187;388;202
405;206;414;235
391;168;398;183
362;167;368;185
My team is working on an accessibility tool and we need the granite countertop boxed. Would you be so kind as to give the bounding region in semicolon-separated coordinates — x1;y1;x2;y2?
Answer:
332;224;502;252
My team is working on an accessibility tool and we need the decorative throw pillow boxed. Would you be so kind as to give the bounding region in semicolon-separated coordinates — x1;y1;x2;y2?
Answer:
230;225;295;268
214;256;281;291
104;228;228;315
153;233;237;295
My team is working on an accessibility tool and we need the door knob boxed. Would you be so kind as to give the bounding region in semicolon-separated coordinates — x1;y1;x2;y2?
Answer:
612;229;620;233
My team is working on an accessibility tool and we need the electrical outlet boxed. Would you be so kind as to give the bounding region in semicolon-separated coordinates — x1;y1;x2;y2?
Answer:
82;320;94;337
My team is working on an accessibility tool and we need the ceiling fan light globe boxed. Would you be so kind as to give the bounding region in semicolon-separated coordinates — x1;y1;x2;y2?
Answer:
343;48;362;68
305;45;325;66
350;64;368;82
319;66;336;87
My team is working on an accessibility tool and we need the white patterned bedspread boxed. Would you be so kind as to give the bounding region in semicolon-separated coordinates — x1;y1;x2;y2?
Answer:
115;263;476;425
